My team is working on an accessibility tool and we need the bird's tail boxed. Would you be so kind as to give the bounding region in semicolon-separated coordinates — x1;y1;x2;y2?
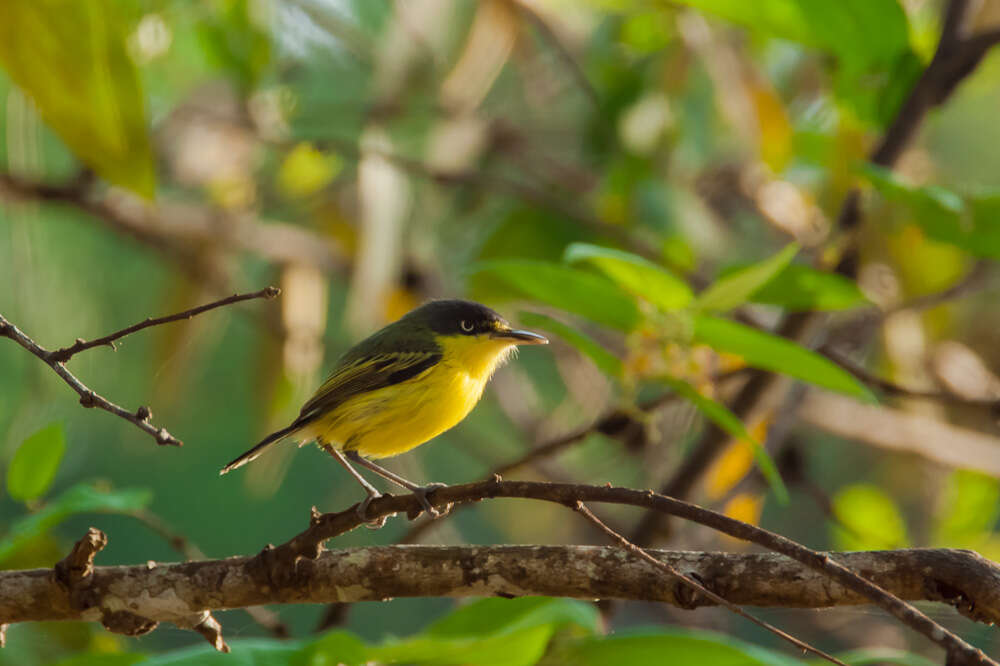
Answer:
219;421;304;475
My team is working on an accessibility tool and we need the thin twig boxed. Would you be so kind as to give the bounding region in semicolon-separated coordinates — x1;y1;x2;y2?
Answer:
47;287;280;362
573;502;846;666
0;288;280;447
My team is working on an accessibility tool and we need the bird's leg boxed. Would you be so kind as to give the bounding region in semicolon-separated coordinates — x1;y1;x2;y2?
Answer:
345;451;448;517
322;444;386;527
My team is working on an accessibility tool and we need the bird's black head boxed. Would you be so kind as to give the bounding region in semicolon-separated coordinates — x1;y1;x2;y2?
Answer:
406;299;547;344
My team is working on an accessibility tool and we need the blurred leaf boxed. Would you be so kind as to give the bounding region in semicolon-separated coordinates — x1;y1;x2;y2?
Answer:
723;493;765;531
0;484;152;564
695;244;799;312
53;655;147;666
519;311;623;378
564;243;693;310
933;470;1000;546
718;263;869;310
864;165;1000;259
278;142;342;199
7;422;65;502
812;649;937;666
832;484;909;550
663;377;788;503
671;0;918;125
196;0;271;92
371;598;598;666
144;640;299;666
294;630;368;666
692;315;875;400
0;0;155;196
471;260;640;331
550;629;804;666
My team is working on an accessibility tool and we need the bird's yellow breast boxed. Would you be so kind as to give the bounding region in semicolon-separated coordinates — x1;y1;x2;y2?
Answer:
297;335;516;459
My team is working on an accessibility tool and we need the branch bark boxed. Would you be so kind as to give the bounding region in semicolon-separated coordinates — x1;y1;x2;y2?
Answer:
4;545;998;626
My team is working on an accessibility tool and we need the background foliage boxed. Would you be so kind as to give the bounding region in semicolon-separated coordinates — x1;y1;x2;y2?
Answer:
2;0;1000;663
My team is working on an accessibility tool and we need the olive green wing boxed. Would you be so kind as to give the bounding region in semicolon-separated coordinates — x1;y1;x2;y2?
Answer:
295;349;442;426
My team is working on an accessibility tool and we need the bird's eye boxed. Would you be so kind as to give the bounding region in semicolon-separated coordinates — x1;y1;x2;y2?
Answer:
460;320;474;333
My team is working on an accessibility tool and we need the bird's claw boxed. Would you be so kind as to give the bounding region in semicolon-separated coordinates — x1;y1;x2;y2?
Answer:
357;492;387;529
412;482;449;518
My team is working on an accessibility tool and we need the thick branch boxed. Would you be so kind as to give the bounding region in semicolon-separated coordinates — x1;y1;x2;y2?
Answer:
3;546;997;626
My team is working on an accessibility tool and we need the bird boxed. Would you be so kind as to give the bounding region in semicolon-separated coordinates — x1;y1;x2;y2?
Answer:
220;299;547;519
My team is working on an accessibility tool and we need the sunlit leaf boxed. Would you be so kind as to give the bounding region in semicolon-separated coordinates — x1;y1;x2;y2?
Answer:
519;311;623;378
813;648;938;666
663;377;788;503
693;315;875;401
695;244;799;312
426;597;599;637
471;260;640;331
144;640;299;666
553;629;804;666
0;0;155;196
832;484;909;550
0;484;152;563
933;470;1000;546
718;263;869;310
7;422;66;502
564;242;693;310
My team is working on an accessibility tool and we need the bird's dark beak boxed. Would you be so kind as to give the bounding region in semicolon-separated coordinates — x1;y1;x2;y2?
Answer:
492;328;548;345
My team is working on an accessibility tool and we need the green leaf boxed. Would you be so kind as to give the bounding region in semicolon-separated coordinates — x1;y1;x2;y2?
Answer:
933;470;1000;546
695;244;799;312
720;264;869;311
864;165;1000;259
371;598;598;666
692;315;875;401
294;630;369;666
662;378;788;504
53;655;148;666
812;649;937;666
519;311;622;378
563;243;693;310
0;0;155;196
0;484;152;563
470;260;640;331
7;422;66;502
671;0;918;125
832;484;909;550
553;629;805;666
144;640;301;666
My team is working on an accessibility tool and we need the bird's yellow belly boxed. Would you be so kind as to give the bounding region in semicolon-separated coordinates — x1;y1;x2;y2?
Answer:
299;360;488;459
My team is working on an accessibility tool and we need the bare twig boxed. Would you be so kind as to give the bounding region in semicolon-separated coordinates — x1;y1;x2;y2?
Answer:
0;288;280;447
47;287;280;362
573;502;846;665
257;480;994;664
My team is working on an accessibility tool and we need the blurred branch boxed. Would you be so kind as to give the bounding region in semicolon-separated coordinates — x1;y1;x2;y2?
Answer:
573;502;845;665
3;493;998;665
0;288;280;447
256;479;992;663
631;0;1000;545
0;173;348;275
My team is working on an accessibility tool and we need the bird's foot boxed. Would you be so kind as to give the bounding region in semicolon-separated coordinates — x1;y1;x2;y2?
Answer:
412;482;449;518
357;491;388;529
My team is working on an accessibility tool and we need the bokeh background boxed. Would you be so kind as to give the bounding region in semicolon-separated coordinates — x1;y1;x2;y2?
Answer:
3;0;1000;663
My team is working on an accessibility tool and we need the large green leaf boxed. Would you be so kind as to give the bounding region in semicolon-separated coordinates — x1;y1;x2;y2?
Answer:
692;316;875;400
672;0;920;125
471;260;640;331
0;0;155;196
720;264;869;311
563;243;693;310
663;378;788;504
864;164;1000;259
0;484;152;563
426;597;599;638
551;629;804;666
519;311;623;378
144;640;301;666
933;470;1000;546
53;655;148;666
812;649;936;666
6;422;65;502
696;244;799;312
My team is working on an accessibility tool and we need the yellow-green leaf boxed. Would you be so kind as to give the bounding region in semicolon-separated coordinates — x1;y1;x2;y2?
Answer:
0;0;155;196
7;423;65;502
695;244;799;312
564;243;693;311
